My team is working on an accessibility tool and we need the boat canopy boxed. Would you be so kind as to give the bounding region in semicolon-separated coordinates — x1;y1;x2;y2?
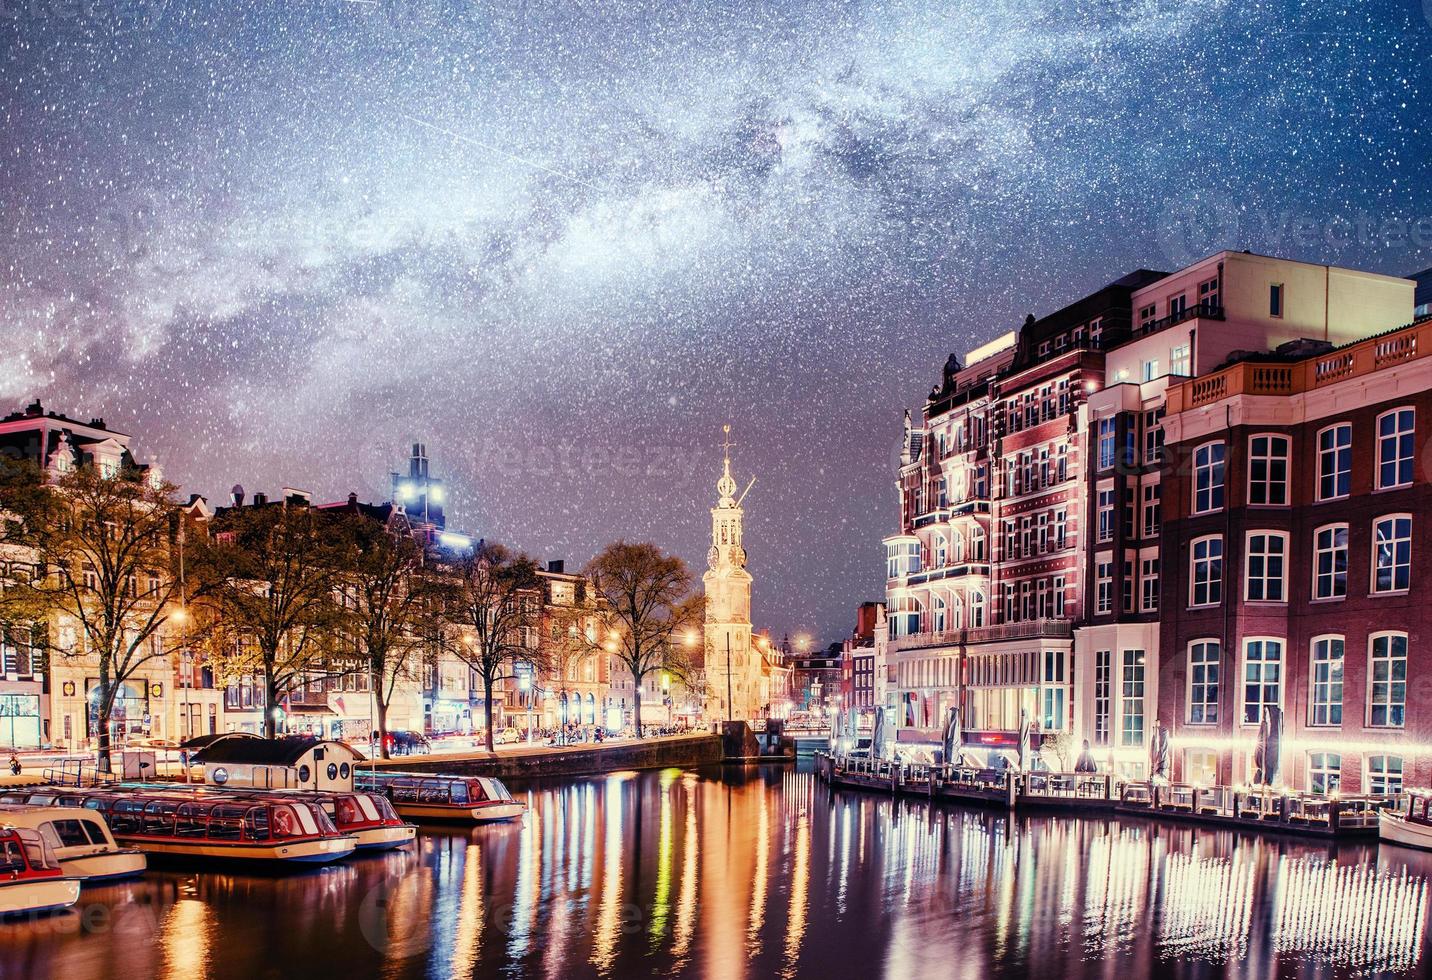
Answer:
77;793;341;843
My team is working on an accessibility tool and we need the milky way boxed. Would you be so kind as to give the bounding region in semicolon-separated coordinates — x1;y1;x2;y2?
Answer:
3;0;1431;641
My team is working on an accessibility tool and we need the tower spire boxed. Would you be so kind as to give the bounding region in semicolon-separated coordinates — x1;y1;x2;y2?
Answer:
717;424;737;506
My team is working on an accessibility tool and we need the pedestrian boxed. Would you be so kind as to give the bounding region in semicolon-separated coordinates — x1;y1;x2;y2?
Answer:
8;755;20;776
1074;739;1099;773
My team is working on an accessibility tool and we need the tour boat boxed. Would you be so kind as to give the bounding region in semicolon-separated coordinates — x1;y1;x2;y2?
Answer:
0;805;145;883
39;790;358;865
0;827;81;916
1379;795;1432;851
264;790;416;852
356;772;526;822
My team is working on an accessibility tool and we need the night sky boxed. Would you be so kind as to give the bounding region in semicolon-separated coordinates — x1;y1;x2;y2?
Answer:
4;1;1432;643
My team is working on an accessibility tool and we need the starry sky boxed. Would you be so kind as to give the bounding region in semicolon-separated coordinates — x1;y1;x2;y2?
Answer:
3;1;1432;643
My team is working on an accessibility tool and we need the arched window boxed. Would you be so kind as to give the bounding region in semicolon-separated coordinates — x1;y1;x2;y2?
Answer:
933;533;948;568
950;593;964;631
951;530;965;564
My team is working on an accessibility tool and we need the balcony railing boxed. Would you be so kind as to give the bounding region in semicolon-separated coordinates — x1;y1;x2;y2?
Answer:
1169;314;1432;414
890;617;1072;652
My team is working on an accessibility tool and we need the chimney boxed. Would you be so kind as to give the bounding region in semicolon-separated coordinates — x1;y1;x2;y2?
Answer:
547;560;565;574
230;484;245;507
24;400;42;417
252;492;268;507
348;492;359;506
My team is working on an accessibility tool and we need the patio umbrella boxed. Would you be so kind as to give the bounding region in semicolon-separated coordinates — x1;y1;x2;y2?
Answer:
1017;708;1031;772
1148;721;1170;781
942;707;962;767
1253;705;1283;787
870;707;886;761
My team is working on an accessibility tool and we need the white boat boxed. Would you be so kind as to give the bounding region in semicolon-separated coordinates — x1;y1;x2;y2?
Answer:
0;804;145;883
0;827;80;916
1379;796;1432;851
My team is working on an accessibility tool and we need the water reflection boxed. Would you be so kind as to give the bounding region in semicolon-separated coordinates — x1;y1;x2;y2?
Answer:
0;764;1428;979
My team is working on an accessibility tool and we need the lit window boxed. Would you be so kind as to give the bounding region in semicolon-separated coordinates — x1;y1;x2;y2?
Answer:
1312;525;1348;600
1317;424;1351;501
1308;752;1341;796
1190;536;1222;607
1368;633;1407;728
1372;515;1412;593
1377;409;1415;489
1098;418;1116;471
1120;649;1145;747
1309;636;1344;727
1244;531;1287;602
1170;344;1191;377
1187;640;1219;724
1242;638;1283;724
1367;755;1404;795
1193;442;1225;514
1248;434;1290;506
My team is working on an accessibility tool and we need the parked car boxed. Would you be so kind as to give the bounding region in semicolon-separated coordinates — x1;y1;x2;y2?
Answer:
494;729;522;745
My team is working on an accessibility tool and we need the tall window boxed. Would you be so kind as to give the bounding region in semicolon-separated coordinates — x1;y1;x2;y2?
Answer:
1096;559;1113;614
1190;536;1223;607
1317;424;1351;501
1368;632;1407;728
1142;482;1161;537
1121;650;1145;747
1242;638;1283;724
1140;555;1159;612
1188;640;1220;724
1093;651;1111;746
969;590;985;628
1098;418;1117;471
1143;407;1165;463
1097;488;1115;542
1309;636;1344;727
1171;344;1191;377
1372;515;1412;593
1377;408;1415;490
1194;442;1225;514
1308;753;1341;796
1269;282;1284;318
1041;652;1065;730
1245;531;1287;602
1367;755;1404;795
1248;435;1290;506
1313;525;1348;600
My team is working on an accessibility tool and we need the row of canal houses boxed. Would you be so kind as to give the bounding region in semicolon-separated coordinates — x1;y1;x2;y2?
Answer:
886;249;1432;795
0;417;664;752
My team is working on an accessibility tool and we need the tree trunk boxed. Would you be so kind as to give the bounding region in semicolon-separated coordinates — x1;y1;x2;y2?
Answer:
95;664;112;773
264;674;281;739
483;675;496;754
375;695;391;760
634;684;643;739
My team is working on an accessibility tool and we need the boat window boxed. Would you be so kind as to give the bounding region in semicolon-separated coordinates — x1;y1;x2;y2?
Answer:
110;799;146;835
0;839;24;874
174;804;209;838
0;793;27;804
327;763;338;781
208;805;247;841
83;819;110;846
44;819;92;849
419;781;450;805
479;779;513;802
16;828;59;870
290;804;320;837
297;765;311;784
144;801;181;836
334;796;361;826
449;780;470;805
246;806;273;841
370;796;399;822
340;763;351;780
354;796;380;822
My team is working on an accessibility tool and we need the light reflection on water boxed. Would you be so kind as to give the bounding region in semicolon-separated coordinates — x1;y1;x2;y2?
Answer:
0;764;1427;979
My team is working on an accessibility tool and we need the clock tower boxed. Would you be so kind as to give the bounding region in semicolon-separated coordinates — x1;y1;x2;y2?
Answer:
703;426;759;721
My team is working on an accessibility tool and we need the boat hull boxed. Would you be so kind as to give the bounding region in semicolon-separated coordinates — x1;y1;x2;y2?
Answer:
1379;810;1432;851
0;877;81;915
352;825;417;851
60;849;147;883
391;802;525;823
113;835;358;864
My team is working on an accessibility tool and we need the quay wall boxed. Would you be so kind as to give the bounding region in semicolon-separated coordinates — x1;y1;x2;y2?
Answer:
370;734;724;780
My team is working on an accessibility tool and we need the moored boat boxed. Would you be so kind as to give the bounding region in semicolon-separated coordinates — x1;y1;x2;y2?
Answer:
356;772;526;823
1379;795;1432;851
264;790;416;851
34;790;358;865
0;827;80;916
0;805;145;883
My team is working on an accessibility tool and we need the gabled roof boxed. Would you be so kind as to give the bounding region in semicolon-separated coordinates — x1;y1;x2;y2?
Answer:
192;736;364;766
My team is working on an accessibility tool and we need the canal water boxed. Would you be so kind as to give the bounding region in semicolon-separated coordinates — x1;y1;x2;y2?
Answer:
0;764;1427;979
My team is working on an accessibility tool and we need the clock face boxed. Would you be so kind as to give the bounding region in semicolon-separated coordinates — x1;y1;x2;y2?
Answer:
732;546;747;567
707;546;720;569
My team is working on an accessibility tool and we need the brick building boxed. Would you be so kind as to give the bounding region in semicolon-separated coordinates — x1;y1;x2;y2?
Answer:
1159;312;1432;793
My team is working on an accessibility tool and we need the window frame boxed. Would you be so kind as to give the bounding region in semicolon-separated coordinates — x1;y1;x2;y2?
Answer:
1311;523;1349;601
1247;433;1291;507
1367;631;1408;729
1315;423;1352;502
1186;639;1220;725
1375;408;1415;491
1192;441;1226;515
1308;635;1344;728
1189;535;1223;608
1241;637;1284;726
1371;514;1412;595
1243;530;1288;603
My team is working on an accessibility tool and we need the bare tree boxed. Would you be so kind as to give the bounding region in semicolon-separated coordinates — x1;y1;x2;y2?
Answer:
450;541;546;753
584;541;703;738
196;502;348;738
0;459;186;772
340;513;450;759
